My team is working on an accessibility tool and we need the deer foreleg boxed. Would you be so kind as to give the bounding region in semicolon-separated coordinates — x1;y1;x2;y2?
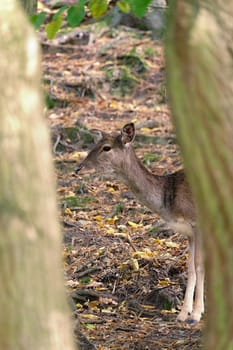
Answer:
190;231;204;322
177;236;196;322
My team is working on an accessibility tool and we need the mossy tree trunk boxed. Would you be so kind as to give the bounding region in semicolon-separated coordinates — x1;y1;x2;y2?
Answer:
0;2;75;350
19;0;37;15
166;1;233;349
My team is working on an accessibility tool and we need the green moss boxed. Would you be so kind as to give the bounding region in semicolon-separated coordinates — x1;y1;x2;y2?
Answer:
63;195;94;208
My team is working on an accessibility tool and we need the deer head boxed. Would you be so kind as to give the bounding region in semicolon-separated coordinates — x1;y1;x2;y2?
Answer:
76;123;136;175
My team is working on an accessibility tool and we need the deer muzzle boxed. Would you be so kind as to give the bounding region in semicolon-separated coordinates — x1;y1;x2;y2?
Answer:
75;164;83;173
75;162;96;175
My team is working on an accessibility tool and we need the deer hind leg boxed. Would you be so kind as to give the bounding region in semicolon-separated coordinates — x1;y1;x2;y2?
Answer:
177;235;196;322
189;230;204;323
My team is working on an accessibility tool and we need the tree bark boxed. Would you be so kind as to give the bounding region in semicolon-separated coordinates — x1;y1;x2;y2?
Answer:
166;1;233;349
19;0;37;15
0;2;75;350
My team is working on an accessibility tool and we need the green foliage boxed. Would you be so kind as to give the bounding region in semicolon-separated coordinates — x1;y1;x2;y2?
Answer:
115;202;125;214
63;196;93;208
163;300;173;310
157;81;167;104
80;276;91;284
30;12;46;29
64;127;94;145
67;0;86;27
53;5;69;20
102;48;147;96
128;0;153;17
104;65;137;96
143;153;159;166
45;93;57;109
118;50;147;73
80;131;95;145
88;0;108;18
45;14;63;39
148;226;159;236
63;127;79;142
85;323;96;330
30;6;68;37
144;46;157;58
117;0;130;13
108;203;125;218
30;0;152;38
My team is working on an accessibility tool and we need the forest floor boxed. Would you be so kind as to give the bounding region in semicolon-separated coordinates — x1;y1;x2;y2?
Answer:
41;16;203;350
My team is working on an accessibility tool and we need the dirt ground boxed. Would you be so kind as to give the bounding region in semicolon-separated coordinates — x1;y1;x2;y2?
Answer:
41;18;203;350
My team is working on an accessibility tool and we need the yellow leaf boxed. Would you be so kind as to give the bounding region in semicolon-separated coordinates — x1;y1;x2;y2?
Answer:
98;247;105;255
130;258;139;271
132;248;157;260
109;100;119;109
94;215;103;222
118;261;130;270
82;314;99;319
165;241;179;248
87;300;99;309
106;216;118;225
70;151;87;160
85;323;96;330
143;304;156;310
64;208;73;216
101;308;114;314
157;279;170;287
112;232;129;239
95;287;108;291
106;228;116;235
141;127;151;133
119;300;126;311
153;238;164;245
128;221;143;229
108;187;115;193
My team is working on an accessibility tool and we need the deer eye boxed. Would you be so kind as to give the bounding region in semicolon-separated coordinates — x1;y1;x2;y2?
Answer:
102;145;111;152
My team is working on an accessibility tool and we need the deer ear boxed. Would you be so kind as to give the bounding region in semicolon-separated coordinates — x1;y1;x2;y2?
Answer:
121;123;135;145
90;129;105;144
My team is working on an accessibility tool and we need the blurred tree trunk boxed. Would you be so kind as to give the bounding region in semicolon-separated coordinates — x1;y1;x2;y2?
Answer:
0;1;75;350
19;0;37;15
166;0;233;349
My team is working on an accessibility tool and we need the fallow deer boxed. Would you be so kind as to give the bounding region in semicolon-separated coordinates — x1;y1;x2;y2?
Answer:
76;122;204;323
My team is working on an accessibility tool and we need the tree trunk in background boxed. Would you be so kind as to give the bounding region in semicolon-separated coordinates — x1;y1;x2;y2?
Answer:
166;1;233;349
0;2;75;350
19;0;37;15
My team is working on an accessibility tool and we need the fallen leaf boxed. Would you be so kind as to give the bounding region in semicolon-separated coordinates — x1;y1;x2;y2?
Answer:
157;279;171;287
130;258;139;271
94;215;104;221
107;187;116;193
64;208;73;216
165;241;179;248
128;221;143;229
106;216;118;225
85;323;96;330
132;249;157;260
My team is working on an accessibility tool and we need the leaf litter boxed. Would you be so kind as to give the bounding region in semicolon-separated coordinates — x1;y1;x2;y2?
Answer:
41;14;203;350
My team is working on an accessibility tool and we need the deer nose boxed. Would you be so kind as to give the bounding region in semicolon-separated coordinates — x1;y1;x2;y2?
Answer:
75;164;83;173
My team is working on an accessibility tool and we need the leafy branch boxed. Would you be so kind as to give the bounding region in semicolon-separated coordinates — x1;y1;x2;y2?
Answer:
30;0;153;39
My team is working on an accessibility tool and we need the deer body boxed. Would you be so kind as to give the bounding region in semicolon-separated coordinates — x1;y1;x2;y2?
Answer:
76;123;204;323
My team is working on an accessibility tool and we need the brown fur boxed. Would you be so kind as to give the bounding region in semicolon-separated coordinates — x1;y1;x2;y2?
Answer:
76;123;204;323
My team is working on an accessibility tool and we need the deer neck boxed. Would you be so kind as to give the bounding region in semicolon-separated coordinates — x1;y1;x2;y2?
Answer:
115;147;165;213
